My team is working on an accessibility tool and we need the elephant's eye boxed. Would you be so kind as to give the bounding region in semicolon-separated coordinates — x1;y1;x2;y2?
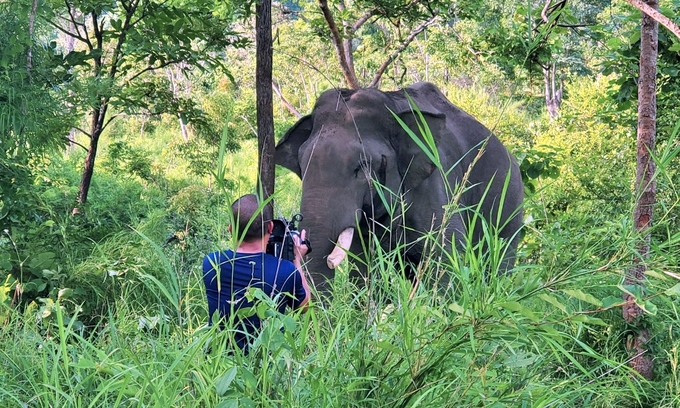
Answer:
354;160;371;178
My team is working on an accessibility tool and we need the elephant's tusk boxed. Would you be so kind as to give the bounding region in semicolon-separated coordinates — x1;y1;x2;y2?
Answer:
326;228;355;269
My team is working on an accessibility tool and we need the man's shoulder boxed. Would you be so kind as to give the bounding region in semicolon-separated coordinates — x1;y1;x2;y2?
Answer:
203;249;235;266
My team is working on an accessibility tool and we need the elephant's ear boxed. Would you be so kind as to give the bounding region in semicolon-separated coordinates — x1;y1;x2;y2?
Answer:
389;86;447;192
275;115;313;179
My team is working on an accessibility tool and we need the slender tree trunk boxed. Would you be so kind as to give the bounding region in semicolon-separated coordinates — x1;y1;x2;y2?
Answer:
167;66;189;142
256;0;275;204
66;18;77;152
26;0;38;74
543;63;562;120
67;128;76;153
623;0;658;381
75;108;105;208
178;113;189;142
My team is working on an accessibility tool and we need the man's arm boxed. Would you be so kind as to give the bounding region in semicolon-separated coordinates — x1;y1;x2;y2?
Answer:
293;230;312;311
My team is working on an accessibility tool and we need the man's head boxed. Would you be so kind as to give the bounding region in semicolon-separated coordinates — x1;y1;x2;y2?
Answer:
231;194;273;241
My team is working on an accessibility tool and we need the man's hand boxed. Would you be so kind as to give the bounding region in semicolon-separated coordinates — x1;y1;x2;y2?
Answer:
292;229;312;310
293;229;310;261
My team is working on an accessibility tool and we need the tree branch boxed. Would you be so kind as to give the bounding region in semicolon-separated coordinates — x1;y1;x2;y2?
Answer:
72;125;91;139
450;26;482;63
42;2;90;46
107;0;138;81
272;80;302;118
352;10;378;33
625;0;680;40
368;14;440;88
62;136;89;151
318;0;360;89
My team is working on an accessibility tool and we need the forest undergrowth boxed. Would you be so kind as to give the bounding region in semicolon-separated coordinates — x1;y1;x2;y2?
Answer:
2;82;680;407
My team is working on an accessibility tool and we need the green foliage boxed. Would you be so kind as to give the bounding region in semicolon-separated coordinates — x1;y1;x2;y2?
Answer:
4;2;680;403
600;2;680;135
103;141;154;181
0;0;73;228
168;185;212;223
440;83;534;149
3;195;680;406
37;0;253;204
528;76;635;224
518;145;562;193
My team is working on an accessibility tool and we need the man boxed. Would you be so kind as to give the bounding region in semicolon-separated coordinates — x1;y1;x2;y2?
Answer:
202;194;311;351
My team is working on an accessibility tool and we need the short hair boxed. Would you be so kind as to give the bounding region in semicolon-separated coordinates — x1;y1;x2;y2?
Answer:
231;194;272;241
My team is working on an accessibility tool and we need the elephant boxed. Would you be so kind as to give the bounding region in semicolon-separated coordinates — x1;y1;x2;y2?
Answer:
275;82;524;294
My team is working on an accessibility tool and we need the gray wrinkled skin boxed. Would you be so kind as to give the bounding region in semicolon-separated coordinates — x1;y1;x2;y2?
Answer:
276;82;524;294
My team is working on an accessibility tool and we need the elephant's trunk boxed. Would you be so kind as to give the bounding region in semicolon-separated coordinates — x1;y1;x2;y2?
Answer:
298;188;362;294
326;227;354;269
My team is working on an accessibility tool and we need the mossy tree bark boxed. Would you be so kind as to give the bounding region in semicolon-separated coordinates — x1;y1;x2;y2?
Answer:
623;0;658;381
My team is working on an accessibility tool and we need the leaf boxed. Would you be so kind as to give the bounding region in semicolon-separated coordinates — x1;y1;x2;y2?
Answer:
669;42;680;52
607;38;623;48
241;368;258;390
570;314;607;326
216;367;238;396
538;324;559;335
499;301;539;322
629;30;640;45
618;284;644;300
57;288;73;300
666;283;680;297
281;315;296;332
240;397;256;408
601;296;624;309
74;358;97;370
36;279;47;292
0;253;12;271
561;289;602;307
216;400;239;408
448;302;471;316
504;351;539;368
641;300;657;316
538;293;568;313
376;340;401;354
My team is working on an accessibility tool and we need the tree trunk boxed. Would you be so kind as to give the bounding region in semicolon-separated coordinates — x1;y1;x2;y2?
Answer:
256;0;275;205
178;113;189;142
167;66;190;142
75;108;105;208
26;0;38;74
623;0;658;381
67;128;76;153
66;18;77;152
543;63;562;120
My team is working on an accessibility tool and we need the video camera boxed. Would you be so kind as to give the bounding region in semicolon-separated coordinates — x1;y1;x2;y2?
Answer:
266;213;311;262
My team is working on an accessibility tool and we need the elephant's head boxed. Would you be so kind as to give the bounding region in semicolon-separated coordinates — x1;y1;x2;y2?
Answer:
275;85;453;292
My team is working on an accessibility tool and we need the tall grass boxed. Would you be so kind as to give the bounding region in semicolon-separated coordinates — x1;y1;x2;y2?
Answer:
3;155;680;408
3;84;680;407
2;213;678;407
